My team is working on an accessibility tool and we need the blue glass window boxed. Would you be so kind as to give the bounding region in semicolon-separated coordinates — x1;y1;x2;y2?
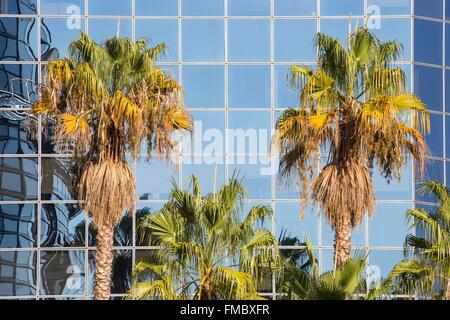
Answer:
367;0;411;15
88;19;132;43
0;251;36;296
0;17;38;61
135;159;179;201
40;204;85;247
135;19;178;62
371;18;411;61
275;202;318;245
371;163;413;200
446;23;450;67
275;65;304;108
275;19;317;62
88;0;132;16
182;156;225;195
0;64;38;101
426;114;444;158
416;160;444;202
369;250;405;278
228;0;270;16
0;118;38;154
414;65;443;112
181;111;225;156
40;250;85;295
0;204;37;248
447;115;450;159
228;65;271;108
183;65;224;108
41;0;84;15
41;158;77;201
182;20;224;62
0;157;38;201
446;70;450;112
0;0;37;14
275;0;317;16
414;19;443;66
41;18;85;61
228;156;272;199
369;203;412;247
182;0;224;16
135;0;177;16
159;64;179;80
228;111;271;154
228;20;270;62
320;0;364;16
414;0;443;19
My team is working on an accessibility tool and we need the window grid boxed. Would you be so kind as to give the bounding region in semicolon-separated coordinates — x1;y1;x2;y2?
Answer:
0;0;446;300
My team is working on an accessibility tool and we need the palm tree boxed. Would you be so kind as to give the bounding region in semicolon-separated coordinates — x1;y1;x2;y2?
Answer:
127;175;280;300
388;182;450;300
279;239;368;300
273;27;429;268
29;32;192;300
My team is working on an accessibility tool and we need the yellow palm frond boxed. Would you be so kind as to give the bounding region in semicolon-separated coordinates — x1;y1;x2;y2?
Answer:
111;90;141;124
59;113;90;138
307;113;329;130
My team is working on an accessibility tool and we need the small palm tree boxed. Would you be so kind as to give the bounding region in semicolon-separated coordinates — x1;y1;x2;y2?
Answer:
279;239;367;300
127;175;280;300
29;32;192;299
273;27;429;268
389;182;450;300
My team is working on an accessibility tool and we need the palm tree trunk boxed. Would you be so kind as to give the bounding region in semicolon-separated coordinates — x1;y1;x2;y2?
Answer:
334;214;352;269
94;224;114;300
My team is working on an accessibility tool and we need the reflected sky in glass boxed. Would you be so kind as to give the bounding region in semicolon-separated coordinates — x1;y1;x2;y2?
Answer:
321;0;364;16
228;19;270;62
275;0;317;16
414;19;443;66
228;0;270;16
135;19;178;62
182;0;224;16
182;19;224;62
228;65;271;108
183;65;225;108
275;19;317;62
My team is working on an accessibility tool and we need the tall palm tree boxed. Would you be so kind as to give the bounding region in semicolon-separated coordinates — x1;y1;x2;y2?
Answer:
127;175;280;300
389;182;450;300
29;32;192;300
273;27;429;268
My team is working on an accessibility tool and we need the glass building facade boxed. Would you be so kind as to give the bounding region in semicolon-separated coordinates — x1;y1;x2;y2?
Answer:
0;0;448;299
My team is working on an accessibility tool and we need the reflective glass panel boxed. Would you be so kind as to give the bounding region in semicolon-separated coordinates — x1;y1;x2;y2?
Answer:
368;203;412;247
275;0;317;16
275;19;317;62
275;202;318;245
40;204;85;247
0;251;36;296
0;118;38;154
40;250;85;295
40;0;84;15
228;65;271;108
414;65;443;112
135;158;179;201
87;19;132;43
0;204;37;248
228;0;270;16
320;0;364;16
414;19;443;66
88;0;132;16
0;0;37;14
41;157;76;201
182;20;224;62
228;19;270;62
320;19;364;45
371;18;411;61
0;64;38;101
183;65;225;108
228;155;272;199
371;162;413;200
426;113;444;158
182;156;225;195
366;0;411;15
182;0;224;16
135;19;178;62
135;0;178;16
135;203;164;246
0;17;38;61
414;0;443;19
416;160;444;203
228;111;271;154
369;250;405;278
0;157;38;201
41;18;85;61
275;65;304;108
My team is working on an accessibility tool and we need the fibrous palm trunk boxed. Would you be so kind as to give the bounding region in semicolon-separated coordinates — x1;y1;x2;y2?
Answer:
94;224;114;300
333;213;352;269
